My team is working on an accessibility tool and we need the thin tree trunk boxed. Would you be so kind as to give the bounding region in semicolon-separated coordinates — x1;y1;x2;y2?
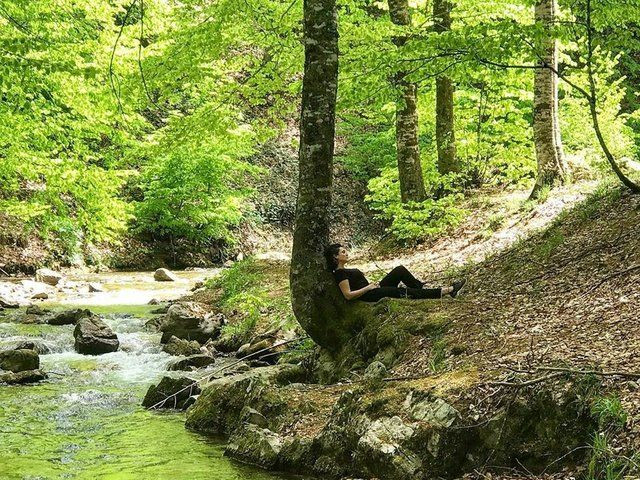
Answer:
290;0;348;350
583;0;640;193
531;0;566;198
388;0;427;203
433;0;457;175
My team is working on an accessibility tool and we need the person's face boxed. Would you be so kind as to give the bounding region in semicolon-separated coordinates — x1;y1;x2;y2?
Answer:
337;247;348;264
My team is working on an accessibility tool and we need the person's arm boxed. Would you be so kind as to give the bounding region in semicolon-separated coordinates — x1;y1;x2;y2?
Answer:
338;280;377;301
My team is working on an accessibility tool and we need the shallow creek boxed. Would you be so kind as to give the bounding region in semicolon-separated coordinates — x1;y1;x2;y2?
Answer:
0;270;303;480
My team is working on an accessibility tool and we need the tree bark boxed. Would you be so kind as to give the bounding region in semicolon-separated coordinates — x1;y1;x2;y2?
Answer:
433;0;458;175
531;0;567;198
389;0;427;203
290;0;353;351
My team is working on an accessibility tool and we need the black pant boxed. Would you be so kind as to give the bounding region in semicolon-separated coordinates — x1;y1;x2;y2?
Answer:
360;265;442;302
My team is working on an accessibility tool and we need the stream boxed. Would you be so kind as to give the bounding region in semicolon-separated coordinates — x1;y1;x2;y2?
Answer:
0;270;303;480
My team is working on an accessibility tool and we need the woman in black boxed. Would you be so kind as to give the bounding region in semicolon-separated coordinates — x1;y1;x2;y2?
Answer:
324;244;466;302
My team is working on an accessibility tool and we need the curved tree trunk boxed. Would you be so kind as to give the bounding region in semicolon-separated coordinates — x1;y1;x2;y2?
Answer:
531;0;567;198
290;0;355;352
433;0;458;175
389;0;427;203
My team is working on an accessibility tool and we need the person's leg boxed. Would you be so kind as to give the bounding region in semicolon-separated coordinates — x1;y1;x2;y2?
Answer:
360;287;407;302
406;287;443;299
379;265;423;289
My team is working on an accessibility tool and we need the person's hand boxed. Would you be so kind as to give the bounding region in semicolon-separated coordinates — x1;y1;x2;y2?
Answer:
367;282;379;291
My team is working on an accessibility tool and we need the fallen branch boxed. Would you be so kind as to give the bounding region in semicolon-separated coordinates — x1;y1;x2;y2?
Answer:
489;372;565;387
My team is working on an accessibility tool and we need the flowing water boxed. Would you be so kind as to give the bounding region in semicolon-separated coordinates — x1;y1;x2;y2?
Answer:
0;270;304;480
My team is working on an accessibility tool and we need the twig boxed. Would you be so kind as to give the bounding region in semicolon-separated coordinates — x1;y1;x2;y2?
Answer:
489;372;565;387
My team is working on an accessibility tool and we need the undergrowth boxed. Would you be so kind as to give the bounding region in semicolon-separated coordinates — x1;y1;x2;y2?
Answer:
206;258;296;342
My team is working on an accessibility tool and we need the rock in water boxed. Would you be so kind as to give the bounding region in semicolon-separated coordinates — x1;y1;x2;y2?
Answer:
142;376;201;410
0;297;19;309
159;302;222;344
0;369;47;384
14;341;51;355
35;268;63;286
154;268;178;282
162;336;201;356
74;316;119;355
225;425;283;468
26;305;50;316
88;282;104;293
168;354;215;371
0;349;40;372
48;308;92;326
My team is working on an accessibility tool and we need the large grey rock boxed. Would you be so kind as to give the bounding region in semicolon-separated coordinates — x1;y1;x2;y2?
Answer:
142;376;200;410
159;302;223;344
154;268;178;282
0;369;47;384
14;341;51;355
48;308;92;326
0;349;40;372
162;336;201;356
74;316;119;355
225;425;283;468
0;296;19;309
364;361;388;380
168;354;215;371
407;394;459;427
186;365;289;434
354;416;422;480
35;268;63;286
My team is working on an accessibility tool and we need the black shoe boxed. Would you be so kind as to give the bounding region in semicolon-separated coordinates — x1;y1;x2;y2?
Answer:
450;279;466;298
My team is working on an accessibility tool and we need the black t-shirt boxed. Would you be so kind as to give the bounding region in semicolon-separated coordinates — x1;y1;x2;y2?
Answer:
333;268;369;290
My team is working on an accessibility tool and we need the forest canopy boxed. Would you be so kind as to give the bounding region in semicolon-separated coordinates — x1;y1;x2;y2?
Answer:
1;0;639;264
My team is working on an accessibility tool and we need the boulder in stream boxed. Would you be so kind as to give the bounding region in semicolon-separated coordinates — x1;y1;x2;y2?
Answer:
88;282;104;293
159;302;223;344
162;336;201;356
168;354;215;371
35;268;63;286
154;268;177;282
14;341;51;355
0;296;19;309
142;376;200;410
0;349;40;372
74;316;119;355
26;305;50;316
48;308;92;326
0;369;47;384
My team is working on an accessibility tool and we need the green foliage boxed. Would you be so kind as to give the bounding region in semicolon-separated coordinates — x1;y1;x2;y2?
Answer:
133;112;258;244
208;258;294;340
428;336;448;373
366;167;466;242
591;395;628;431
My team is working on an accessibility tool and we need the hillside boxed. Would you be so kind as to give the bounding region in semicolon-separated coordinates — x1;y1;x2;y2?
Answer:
179;184;640;479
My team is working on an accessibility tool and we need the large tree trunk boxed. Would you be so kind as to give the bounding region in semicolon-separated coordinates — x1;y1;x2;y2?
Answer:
389;0;427;203
433;0;458;175
290;0;356;351
531;0;567;198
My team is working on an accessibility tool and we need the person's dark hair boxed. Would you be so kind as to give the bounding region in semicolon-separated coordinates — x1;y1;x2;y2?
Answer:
324;243;342;272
